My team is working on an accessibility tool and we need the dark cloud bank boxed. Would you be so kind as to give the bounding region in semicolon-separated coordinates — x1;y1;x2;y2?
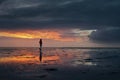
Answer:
89;28;120;43
0;0;120;43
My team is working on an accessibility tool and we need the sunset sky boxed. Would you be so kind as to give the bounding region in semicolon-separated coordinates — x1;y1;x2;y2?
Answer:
0;0;120;47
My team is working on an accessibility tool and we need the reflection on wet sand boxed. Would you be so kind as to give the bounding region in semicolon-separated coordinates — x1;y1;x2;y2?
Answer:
0;48;120;80
0;54;61;65
0;54;37;63
0;48;98;66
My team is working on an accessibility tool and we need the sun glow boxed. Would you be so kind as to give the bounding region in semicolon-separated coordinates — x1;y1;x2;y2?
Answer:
0;30;81;41
0;31;60;39
0;32;33;39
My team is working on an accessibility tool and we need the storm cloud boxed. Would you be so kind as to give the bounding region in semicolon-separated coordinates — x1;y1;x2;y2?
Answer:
89;28;120;43
0;0;119;29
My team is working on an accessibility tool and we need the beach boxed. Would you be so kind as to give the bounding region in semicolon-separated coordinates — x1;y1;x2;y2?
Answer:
0;47;120;80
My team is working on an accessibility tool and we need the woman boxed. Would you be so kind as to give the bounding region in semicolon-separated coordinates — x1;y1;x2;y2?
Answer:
39;39;42;62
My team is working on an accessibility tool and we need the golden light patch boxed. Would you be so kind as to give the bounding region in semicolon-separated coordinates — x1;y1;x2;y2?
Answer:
0;30;82;41
0;31;60;39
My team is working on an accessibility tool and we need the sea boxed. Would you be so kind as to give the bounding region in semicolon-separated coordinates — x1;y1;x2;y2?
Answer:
0;47;120;80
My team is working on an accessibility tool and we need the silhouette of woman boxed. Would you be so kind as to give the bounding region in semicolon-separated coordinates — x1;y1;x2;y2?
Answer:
39;39;42;62
39;39;42;48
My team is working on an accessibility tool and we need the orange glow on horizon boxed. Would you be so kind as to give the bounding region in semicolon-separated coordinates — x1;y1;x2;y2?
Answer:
0;31;60;39
0;30;81;41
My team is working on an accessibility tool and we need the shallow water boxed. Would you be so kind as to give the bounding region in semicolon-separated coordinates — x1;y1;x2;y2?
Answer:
0;47;120;80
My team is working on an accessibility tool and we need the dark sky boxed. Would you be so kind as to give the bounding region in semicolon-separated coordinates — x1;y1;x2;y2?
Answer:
0;0;120;46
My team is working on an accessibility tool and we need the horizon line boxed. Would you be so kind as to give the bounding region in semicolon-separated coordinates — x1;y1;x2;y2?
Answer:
1;46;120;49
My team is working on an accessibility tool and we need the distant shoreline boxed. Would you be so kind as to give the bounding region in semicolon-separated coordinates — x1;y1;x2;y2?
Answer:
0;47;120;49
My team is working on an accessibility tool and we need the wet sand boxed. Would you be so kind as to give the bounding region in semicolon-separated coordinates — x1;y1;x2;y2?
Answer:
0;47;120;80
